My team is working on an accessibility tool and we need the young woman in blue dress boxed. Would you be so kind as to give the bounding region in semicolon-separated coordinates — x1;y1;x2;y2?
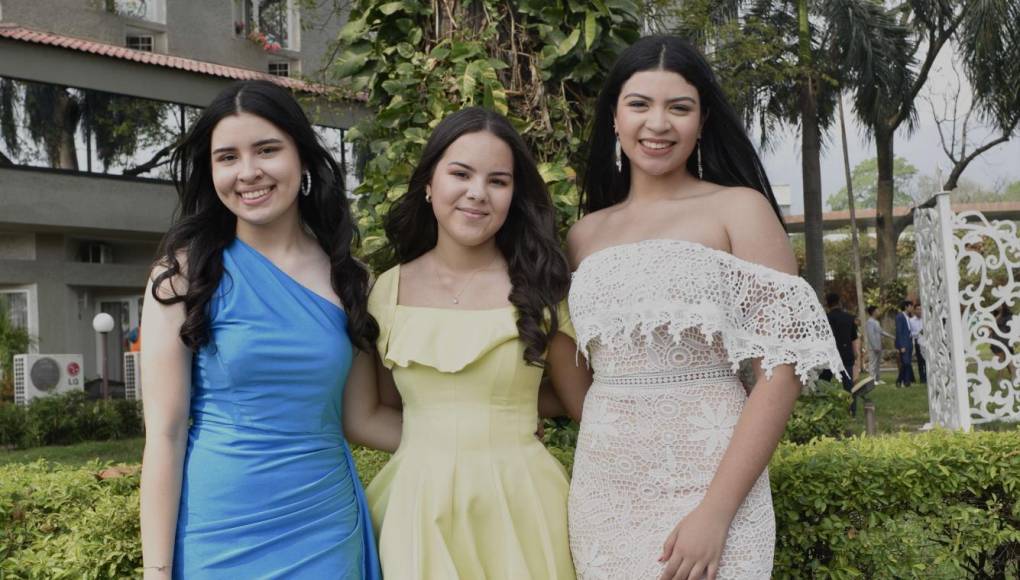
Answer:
139;80;381;579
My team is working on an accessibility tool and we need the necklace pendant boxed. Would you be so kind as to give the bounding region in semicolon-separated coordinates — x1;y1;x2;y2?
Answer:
452;297;459;304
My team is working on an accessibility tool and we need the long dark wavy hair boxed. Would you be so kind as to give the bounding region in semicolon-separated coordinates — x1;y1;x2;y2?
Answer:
152;80;378;351
581;35;784;225
384;107;570;366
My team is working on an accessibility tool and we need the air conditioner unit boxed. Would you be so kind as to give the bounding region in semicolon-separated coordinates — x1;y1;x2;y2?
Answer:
13;354;85;405
124;352;141;401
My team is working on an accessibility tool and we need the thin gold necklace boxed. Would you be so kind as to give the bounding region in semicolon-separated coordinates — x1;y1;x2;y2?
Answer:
434;253;500;305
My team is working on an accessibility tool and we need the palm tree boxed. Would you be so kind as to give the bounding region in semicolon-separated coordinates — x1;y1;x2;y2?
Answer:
849;0;1020;290
671;0;909;296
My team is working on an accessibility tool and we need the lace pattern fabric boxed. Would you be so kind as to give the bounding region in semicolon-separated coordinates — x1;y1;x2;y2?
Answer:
570;239;844;383
567;239;841;580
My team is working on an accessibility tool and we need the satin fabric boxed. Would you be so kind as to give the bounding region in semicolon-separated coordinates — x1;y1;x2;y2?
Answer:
173;238;380;579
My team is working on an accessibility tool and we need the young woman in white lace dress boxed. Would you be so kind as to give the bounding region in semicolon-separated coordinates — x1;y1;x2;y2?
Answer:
565;36;843;580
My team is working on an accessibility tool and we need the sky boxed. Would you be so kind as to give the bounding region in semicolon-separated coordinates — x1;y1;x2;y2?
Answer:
754;47;1020;215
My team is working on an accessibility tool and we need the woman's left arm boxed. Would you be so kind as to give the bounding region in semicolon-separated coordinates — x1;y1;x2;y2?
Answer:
659;189;803;580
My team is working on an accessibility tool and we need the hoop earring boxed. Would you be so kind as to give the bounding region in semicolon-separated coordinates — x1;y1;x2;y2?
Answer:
425;192;432;203
300;170;312;196
696;139;703;180
614;137;623;173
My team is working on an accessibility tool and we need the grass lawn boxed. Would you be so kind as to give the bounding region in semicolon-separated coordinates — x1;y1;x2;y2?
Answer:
847;369;1019;434
0;437;143;467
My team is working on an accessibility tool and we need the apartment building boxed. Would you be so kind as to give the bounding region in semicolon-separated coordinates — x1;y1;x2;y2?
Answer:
0;0;363;382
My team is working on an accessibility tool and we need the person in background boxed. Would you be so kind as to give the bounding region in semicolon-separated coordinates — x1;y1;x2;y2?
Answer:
909;305;926;383
864;305;893;385
895;301;915;387
823;293;861;415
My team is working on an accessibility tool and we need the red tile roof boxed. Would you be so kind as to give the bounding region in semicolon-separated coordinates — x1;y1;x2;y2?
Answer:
0;23;362;100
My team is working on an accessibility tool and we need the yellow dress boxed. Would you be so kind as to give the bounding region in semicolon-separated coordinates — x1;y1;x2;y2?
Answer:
366;265;576;580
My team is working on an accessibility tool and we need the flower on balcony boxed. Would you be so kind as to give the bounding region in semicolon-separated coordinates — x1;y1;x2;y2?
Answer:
247;28;283;53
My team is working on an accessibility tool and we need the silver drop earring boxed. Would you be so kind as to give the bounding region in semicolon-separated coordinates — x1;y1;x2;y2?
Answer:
300;170;312;196
696;139;703;179
425;191;432;203
614;137;623;173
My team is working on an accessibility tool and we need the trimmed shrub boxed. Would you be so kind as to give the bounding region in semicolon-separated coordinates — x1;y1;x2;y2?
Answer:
783;380;854;444
4;431;1018;578
770;430;1020;578
0;392;143;449
0;460;141;579
0;401;27;447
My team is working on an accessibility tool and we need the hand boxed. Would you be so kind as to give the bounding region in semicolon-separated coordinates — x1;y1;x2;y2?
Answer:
658;504;729;580
535;419;545;440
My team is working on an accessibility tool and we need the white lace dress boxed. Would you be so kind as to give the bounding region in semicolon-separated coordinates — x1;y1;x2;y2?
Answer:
567;239;843;580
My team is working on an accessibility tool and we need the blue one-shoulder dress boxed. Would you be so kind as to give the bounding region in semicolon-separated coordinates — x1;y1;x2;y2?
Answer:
173;238;381;579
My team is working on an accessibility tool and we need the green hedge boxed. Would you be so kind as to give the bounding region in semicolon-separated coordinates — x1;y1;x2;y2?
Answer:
3;430;1018;578
783;380;854;444
0;392;143;449
771;430;1020;578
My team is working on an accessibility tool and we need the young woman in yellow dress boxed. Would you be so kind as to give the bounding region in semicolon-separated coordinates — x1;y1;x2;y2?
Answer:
343;107;592;579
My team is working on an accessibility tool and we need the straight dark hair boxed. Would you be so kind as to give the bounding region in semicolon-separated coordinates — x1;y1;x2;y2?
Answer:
384;107;570;366
581;35;784;225
152;80;378;351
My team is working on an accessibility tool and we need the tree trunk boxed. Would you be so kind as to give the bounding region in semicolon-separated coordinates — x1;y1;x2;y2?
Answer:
797;0;824;296
51;89;79;170
875;126;896;287
800;77;825;296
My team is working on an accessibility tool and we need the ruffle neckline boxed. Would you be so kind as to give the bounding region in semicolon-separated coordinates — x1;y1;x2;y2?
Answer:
569;238;845;383
370;265;522;373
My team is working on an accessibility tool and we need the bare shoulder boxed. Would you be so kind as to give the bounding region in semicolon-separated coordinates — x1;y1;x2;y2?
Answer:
717;187;796;275
566;209;611;268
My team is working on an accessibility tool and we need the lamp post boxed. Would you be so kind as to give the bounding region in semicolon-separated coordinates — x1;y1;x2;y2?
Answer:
92;312;115;400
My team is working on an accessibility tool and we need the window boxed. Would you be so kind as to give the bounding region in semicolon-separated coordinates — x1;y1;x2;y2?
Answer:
0;291;28;330
110;0;166;24
126;35;154;52
241;0;299;51
268;62;290;77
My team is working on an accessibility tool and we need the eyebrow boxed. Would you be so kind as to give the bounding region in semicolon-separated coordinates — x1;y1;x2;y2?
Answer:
212;138;285;155
448;161;513;178
622;93;697;104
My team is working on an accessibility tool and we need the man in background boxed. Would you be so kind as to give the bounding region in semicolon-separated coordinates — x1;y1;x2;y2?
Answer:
823;293;861;415
895;301;915;387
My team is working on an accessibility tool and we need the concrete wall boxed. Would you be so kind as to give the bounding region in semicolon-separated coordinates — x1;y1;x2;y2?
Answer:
0;167;177;235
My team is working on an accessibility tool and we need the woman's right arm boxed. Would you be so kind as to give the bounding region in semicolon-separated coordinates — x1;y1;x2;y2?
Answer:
139;272;192;579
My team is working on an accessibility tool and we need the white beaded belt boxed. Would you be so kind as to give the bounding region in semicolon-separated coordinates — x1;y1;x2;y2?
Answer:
594;364;736;387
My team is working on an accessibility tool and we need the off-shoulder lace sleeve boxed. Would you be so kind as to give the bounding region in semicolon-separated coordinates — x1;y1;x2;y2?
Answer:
569;240;844;384
717;257;844;383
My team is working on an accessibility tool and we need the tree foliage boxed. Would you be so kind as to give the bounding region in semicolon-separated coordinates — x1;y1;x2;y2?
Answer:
827;156;917;211
327;0;641;269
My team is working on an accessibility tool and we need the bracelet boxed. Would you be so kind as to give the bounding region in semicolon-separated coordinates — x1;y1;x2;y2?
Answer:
144;564;169;571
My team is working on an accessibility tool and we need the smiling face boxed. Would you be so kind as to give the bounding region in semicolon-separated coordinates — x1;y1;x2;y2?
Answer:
426;130;514;249
613;69;703;179
210;111;303;230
